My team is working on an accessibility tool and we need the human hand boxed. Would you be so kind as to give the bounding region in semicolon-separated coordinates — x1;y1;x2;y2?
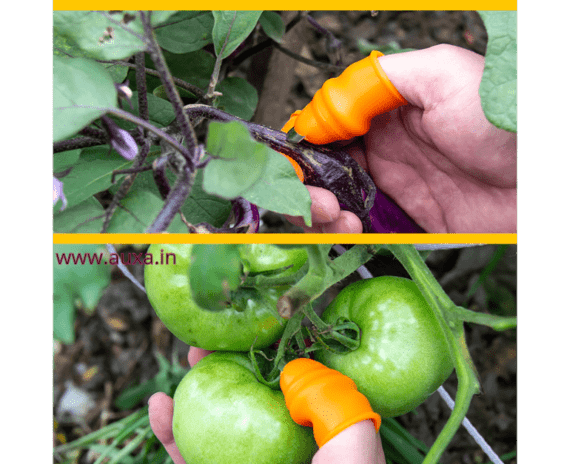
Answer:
286;44;516;233
148;347;213;464
281;358;386;464
150;351;386;464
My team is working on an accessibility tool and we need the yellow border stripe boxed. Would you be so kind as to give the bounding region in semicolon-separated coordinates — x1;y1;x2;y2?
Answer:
53;2;517;10
53;233;516;244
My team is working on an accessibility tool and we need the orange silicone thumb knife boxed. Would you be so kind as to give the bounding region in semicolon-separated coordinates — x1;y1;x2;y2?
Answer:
280;110;305;183
287;50;407;145
280;358;381;448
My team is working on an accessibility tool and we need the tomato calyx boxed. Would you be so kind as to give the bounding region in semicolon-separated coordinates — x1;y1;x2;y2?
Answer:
248;303;362;390
309;317;361;354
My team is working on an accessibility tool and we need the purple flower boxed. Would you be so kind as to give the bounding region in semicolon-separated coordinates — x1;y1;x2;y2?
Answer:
101;115;138;160
53;177;67;211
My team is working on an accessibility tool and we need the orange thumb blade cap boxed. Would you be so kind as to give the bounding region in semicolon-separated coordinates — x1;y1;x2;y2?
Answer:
280;358;381;448
294;50;407;145
279;110;305;183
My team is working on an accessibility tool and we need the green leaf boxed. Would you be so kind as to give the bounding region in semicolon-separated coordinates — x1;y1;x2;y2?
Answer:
54;244;111;343
153;84;197;102
54;149;81;173
155;11;215;54
380;418;428;464
259;11;285;43
58;146;132;208
53;55;117;142
189;245;242;311
115;91;176;131
216;77;258;120
53;30;129;83
162;49;215;90
105;189;188;233
53;197;105;233
53;11;146;61
203;121;268;199
128;49;215;95
212;11;262;59
181;169;233;227
115;165;232;228
54;291;76;344
478;11;517;132
241;150;312;227
148;11;179;27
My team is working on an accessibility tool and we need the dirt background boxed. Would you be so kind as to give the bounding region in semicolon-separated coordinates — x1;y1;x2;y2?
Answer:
53;12;515;464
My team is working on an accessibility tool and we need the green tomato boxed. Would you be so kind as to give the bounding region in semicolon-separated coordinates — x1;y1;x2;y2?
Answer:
144;244;307;351
173;352;317;464
240;244;308;277
315;276;454;418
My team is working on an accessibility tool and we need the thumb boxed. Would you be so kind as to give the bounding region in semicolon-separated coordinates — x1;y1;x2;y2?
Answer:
377;44;485;111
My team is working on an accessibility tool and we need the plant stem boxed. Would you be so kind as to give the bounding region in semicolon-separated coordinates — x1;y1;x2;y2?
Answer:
104;107;189;159
277;245;384;318
257;308;306;386
140;11;198;169
386;245;481;464
53;136;106;153
437;386;505;464
243;263;309;288
273;41;343;72
146;165;195;233
453;306;517;331
277;245;332;318
206;11;236;101
230;12;305;68
97;58;206;99
102;52;152;233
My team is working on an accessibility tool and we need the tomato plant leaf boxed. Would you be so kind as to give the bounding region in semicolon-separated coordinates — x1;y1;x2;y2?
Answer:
241;150;312;227
53;55;118;142
259;11;285;43
59;146;132;208
212;11;262;59
478;11;517;132
155;11;215;54
53;244;111;343
53;197;105;233
215;77;258;120
52;11;149;61
203;121;268;199
189;245;242;311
